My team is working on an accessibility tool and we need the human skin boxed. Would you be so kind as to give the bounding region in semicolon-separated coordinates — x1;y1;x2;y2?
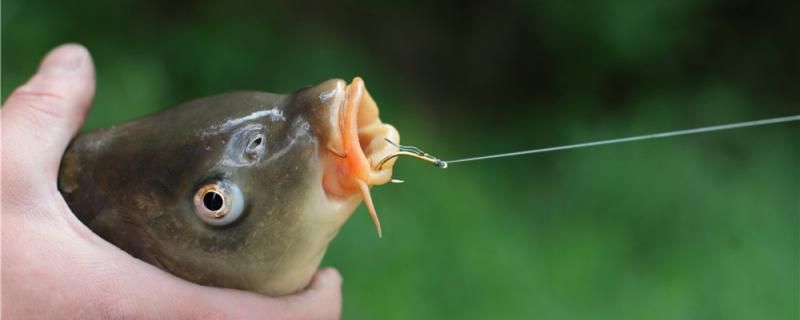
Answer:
1;44;342;319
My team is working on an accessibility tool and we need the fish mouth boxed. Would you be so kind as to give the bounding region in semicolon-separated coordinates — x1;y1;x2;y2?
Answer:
321;77;399;237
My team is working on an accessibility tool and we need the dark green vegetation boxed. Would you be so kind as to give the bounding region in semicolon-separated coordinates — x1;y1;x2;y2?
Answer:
3;1;798;319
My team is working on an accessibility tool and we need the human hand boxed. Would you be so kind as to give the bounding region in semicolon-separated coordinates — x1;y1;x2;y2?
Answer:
1;44;342;319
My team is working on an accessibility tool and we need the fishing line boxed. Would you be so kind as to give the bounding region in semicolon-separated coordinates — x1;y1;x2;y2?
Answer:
445;114;800;165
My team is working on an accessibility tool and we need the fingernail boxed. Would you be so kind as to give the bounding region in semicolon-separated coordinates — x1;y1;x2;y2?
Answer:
39;44;87;74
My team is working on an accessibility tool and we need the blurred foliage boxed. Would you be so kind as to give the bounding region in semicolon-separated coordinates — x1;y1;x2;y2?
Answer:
3;0;798;319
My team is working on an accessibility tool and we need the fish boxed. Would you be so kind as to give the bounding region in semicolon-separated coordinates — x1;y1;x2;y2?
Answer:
58;77;400;296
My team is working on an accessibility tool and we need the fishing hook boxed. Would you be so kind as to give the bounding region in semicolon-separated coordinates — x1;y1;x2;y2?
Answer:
375;138;448;171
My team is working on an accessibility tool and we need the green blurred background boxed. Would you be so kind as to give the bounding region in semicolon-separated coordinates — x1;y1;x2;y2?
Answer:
3;0;798;318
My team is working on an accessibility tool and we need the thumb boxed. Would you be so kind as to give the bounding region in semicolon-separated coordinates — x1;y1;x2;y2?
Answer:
2;44;96;179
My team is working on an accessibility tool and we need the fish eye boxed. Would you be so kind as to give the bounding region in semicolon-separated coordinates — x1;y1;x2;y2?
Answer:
193;180;244;226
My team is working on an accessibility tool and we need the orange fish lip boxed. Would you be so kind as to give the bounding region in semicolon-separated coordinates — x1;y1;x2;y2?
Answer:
321;77;399;237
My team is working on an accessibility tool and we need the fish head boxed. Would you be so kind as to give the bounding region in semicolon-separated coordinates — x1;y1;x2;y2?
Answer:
60;77;399;295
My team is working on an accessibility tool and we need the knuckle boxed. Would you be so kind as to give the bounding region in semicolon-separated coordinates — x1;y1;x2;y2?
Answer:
10;87;70;122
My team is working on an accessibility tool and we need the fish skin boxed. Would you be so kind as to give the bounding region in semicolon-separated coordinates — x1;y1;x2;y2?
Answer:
58;79;383;296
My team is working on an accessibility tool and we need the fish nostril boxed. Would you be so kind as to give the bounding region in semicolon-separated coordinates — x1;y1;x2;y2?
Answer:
203;191;224;211
244;135;265;161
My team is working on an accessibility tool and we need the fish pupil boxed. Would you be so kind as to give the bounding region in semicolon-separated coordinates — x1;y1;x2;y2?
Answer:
203;191;224;211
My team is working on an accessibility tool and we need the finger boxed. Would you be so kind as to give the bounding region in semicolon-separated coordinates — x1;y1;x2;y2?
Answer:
111;262;343;319
201;268;343;319
2;44;95;179
199;268;342;319
280;268;343;319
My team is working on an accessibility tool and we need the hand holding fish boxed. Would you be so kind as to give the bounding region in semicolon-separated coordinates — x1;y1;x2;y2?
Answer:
1;44;343;319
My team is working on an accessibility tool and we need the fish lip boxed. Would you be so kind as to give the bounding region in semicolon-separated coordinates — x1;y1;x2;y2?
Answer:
322;77;400;198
